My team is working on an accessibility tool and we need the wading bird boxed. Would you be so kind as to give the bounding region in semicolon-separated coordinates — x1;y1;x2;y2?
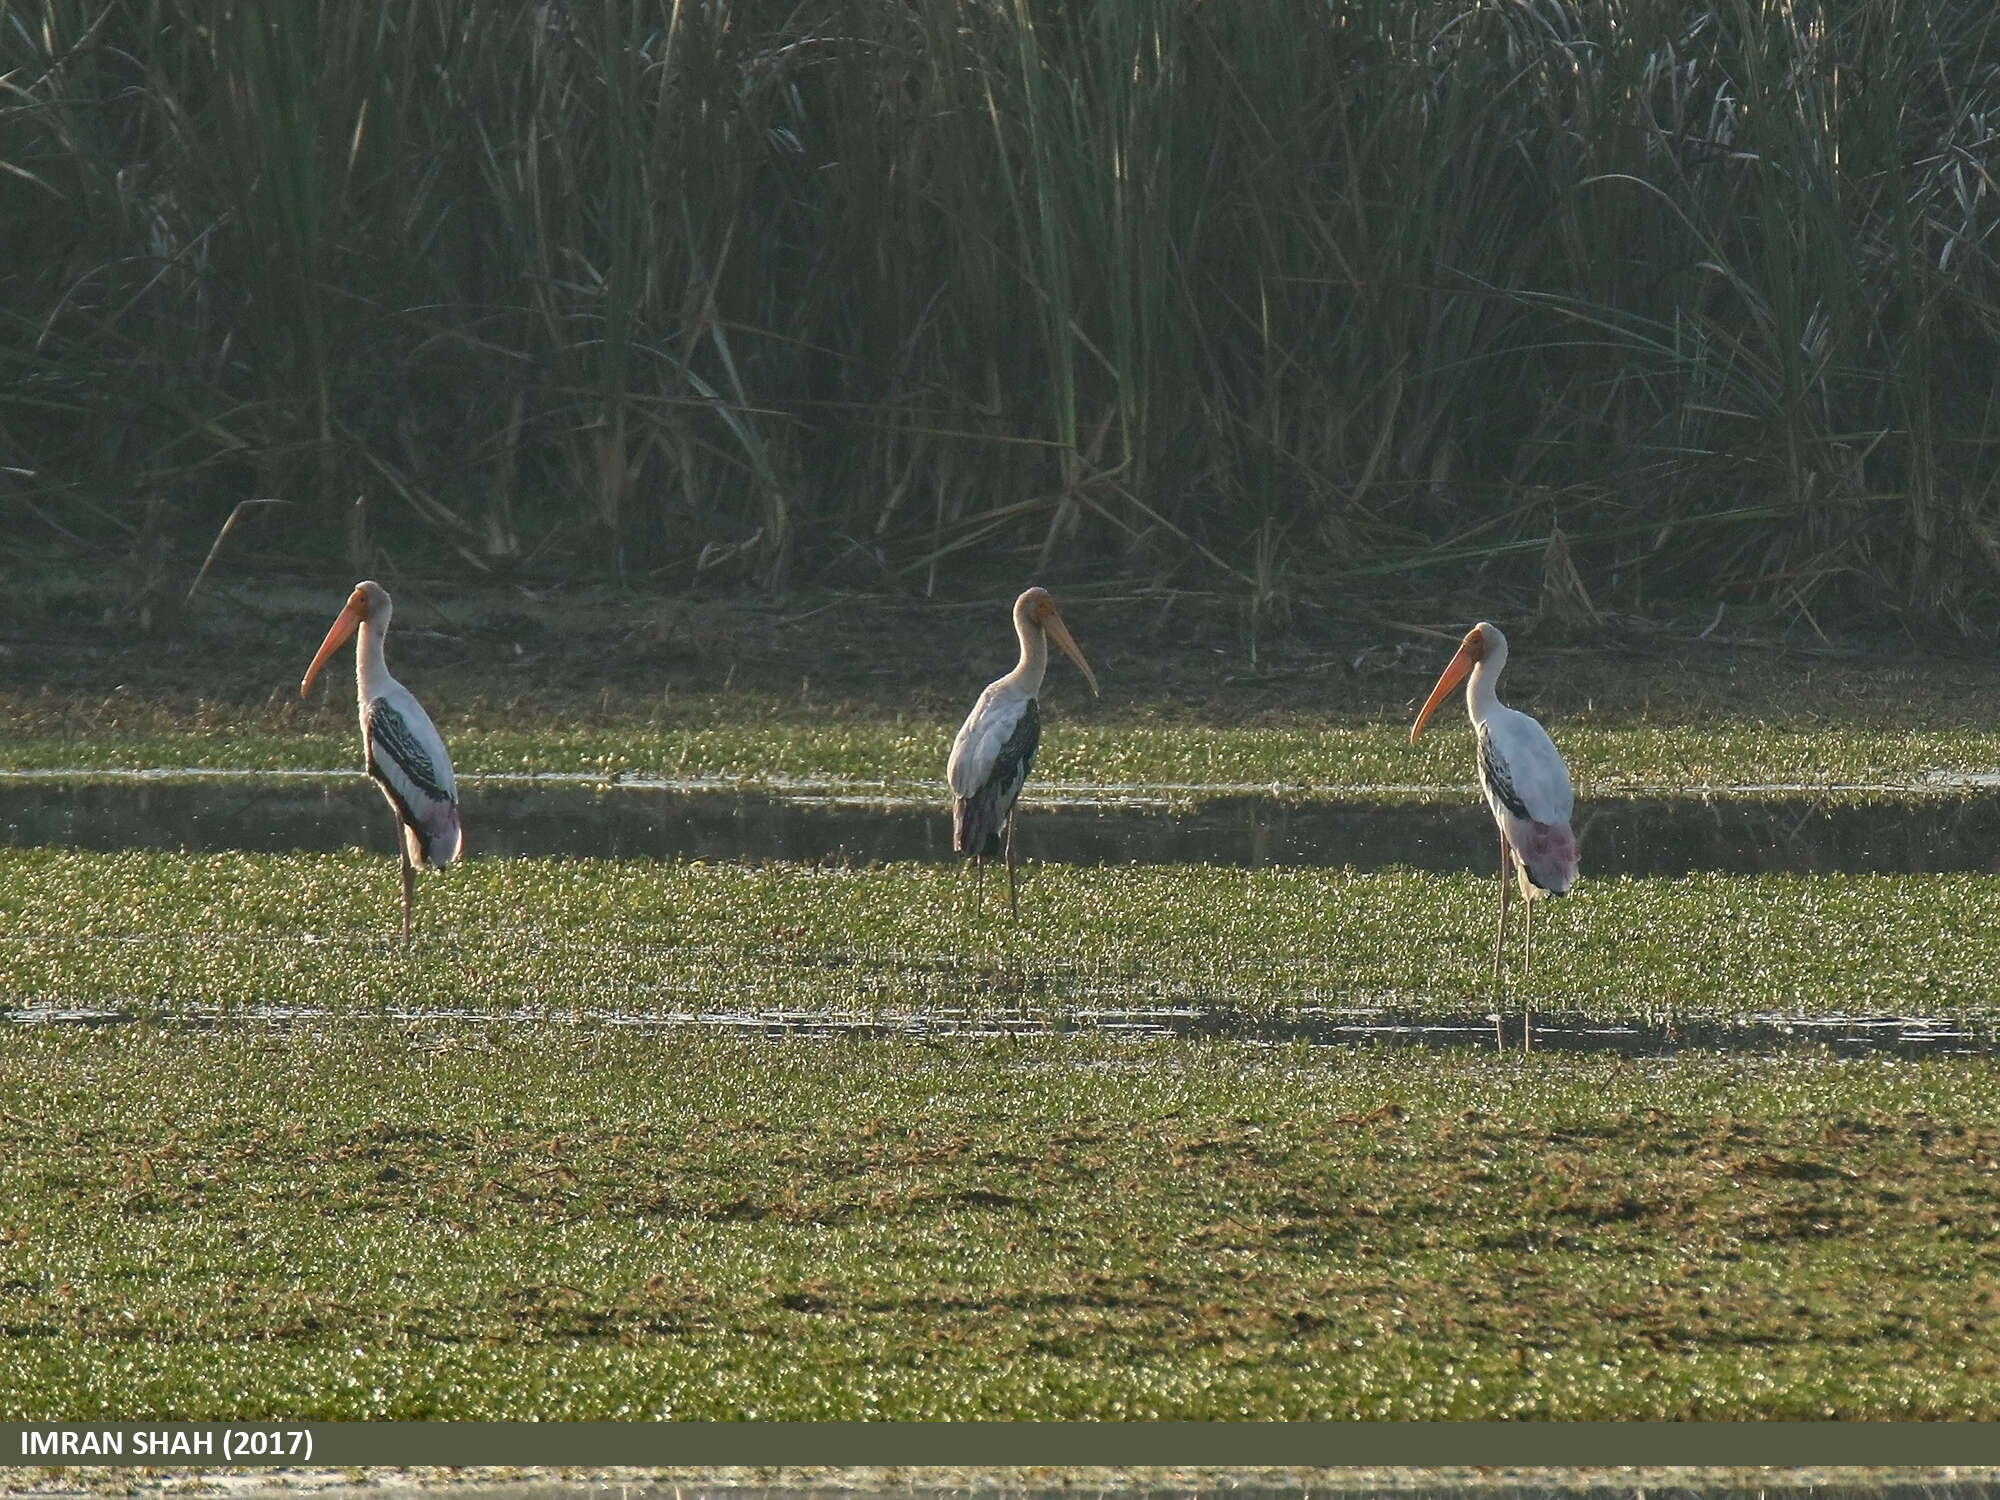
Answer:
1409;621;1577;1049
947;587;1100;916
300;581;462;944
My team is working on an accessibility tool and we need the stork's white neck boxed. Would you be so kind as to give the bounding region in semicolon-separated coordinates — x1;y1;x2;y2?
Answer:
1000;603;1049;698
1464;634;1508;722
355;616;393;703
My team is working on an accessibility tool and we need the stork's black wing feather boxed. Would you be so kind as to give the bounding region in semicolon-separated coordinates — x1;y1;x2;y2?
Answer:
366;698;453;803
954;698;1040;857
363;697;461;867
1477;722;1532;820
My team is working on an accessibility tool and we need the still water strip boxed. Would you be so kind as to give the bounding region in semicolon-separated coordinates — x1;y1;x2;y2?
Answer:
6;775;2000;876
0;998;1984;1059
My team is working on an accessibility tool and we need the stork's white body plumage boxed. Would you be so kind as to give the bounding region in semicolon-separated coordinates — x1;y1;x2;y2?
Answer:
947;588;1098;915
948;683;1037;809
302;581;461;942
1411;621;1577;1048
1472;701;1577;901
360;674;463;874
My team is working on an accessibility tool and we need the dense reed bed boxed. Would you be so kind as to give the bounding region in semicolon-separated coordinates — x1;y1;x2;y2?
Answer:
4;0;1997;620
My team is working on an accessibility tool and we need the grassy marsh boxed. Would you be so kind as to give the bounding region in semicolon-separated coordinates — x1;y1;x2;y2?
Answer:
8;585;2000;797
8;594;2000;1422
3;850;1997;1027
5;1024;2000;1419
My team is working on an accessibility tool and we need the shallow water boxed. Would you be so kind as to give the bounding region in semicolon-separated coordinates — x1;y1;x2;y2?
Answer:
6;774;2000;876
5;996;1985;1059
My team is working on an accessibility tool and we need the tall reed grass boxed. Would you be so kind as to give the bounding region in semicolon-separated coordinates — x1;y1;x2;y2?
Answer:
3;0;1996;622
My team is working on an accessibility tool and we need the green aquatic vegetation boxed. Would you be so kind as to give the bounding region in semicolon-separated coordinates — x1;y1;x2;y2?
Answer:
3;1024;2000;1419
4;850;1999;1026
10;622;2000;798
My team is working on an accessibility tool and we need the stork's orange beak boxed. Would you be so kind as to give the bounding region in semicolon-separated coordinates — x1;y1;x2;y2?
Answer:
1041;607;1100;696
1410;637;1478;744
300;594;364;698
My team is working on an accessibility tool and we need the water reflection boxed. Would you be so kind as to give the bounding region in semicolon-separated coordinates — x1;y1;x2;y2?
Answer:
3;999;1985;1058
6;776;2000;876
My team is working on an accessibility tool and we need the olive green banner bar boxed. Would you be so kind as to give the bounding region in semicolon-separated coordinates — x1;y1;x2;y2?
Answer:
6;1422;2000;1466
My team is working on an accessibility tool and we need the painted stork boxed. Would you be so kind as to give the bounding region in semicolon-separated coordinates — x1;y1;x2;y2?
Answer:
1409;621;1577;1048
300;581;462;944
947;587;1099;916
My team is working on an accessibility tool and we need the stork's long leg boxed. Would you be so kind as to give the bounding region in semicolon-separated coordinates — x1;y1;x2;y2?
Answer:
1521;881;1537;1053
1522;897;1534;1055
1492;828;1512;985
973;856;985;913
399;842;416;946
1004;807;1019;919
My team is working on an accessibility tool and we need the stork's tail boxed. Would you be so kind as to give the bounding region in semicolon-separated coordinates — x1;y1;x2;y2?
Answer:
405;802;464;870
952;795;1004;859
1513;819;1578;898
